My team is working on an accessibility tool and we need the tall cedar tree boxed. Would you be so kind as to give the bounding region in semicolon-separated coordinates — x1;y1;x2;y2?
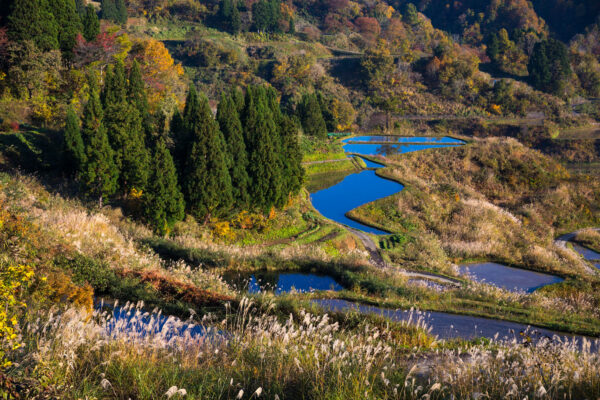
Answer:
75;0;86;16
182;91;233;221
7;0;59;51
217;93;249;208
102;61;149;194
100;0;126;24
299;93;327;138
231;86;245;113
48;0;81;57
82;5;100;42
265;86;288;207
252;0;280;32
170;86;200;176
143;137;185;235
127;60;153;137
80;73;118;206
63;106;86;173
528;38;571;95
242;86;283;211
219;0;241;34
279;115;304;196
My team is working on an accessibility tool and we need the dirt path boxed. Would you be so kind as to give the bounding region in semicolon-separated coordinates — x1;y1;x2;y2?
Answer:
348;228;462;288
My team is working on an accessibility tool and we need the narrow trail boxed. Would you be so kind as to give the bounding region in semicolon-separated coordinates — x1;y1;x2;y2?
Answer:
348;228;462;288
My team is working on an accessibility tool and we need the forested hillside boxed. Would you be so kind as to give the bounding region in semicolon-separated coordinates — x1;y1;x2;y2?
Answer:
1;0;600;398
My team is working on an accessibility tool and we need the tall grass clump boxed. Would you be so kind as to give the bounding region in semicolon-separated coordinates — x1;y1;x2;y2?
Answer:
7;298;600;399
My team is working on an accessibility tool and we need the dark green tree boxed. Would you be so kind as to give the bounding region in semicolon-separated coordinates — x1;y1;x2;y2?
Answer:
217;93;249;208
63;106;86;173
80;73;118;206
115;0;127;24
279;115;303;197
252;0;280;32
100;0;125;23
82;4;100;42
231;86;245;112
182;91;233;221
7;0;59;51
127;59;153;136
80;72;104;144
143;137;185;235
103;60;150;194
75;0;86;16
218;0;241;34
102;61;127;107
48;0;81;56
170;86;199;175
242;86;283;210
402;3;419;25
298;93;327;138
528;38;571;95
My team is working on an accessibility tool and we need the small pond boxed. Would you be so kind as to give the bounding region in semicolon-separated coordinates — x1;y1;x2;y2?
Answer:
343;136;465;144
458;262;564;293
224;271;344;294
342;143;461;157
313;299;597;349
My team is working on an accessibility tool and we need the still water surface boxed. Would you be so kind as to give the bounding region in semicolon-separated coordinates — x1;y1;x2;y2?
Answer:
458;262;564;293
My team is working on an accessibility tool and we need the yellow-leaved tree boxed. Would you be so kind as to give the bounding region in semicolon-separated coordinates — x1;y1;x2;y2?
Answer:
0;263;33;369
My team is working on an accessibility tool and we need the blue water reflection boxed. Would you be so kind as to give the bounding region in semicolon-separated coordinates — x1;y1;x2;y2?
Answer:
458;262;564;293
343;142;461;156
343;136;465;144
226;272;344;294
310;169;403;234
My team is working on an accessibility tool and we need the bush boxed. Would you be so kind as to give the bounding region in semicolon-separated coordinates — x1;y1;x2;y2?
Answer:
53;254;116;293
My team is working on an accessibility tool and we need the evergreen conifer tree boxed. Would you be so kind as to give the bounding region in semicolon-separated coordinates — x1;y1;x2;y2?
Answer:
217;94;249;207
100;0;118;22
80;73;119;206
170;86;199;175
231;86;245;112
63;106;86;173
182;91;233;220
299;93;327;138
127;60;153;136
81;72;104;143
102;61;127;107
103;61;150;194
279;115;304;197
75;0;86;16
82;5;100;42
230;4;241;34
143;137;185;235
7;0;59;51
242;86;283;211
115;0;127;24
48;0;82;56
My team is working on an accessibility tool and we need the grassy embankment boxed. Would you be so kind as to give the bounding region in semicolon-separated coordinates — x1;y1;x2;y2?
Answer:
2;128;600;398
3;127;600;336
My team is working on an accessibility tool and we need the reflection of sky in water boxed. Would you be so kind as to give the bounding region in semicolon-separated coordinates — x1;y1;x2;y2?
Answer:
310;170;403;234
572;243;600;261
343;143;461;157
359;157;385;169
343;136;465;144
247;273;343;294
459;262;563;293
313;299;596;349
